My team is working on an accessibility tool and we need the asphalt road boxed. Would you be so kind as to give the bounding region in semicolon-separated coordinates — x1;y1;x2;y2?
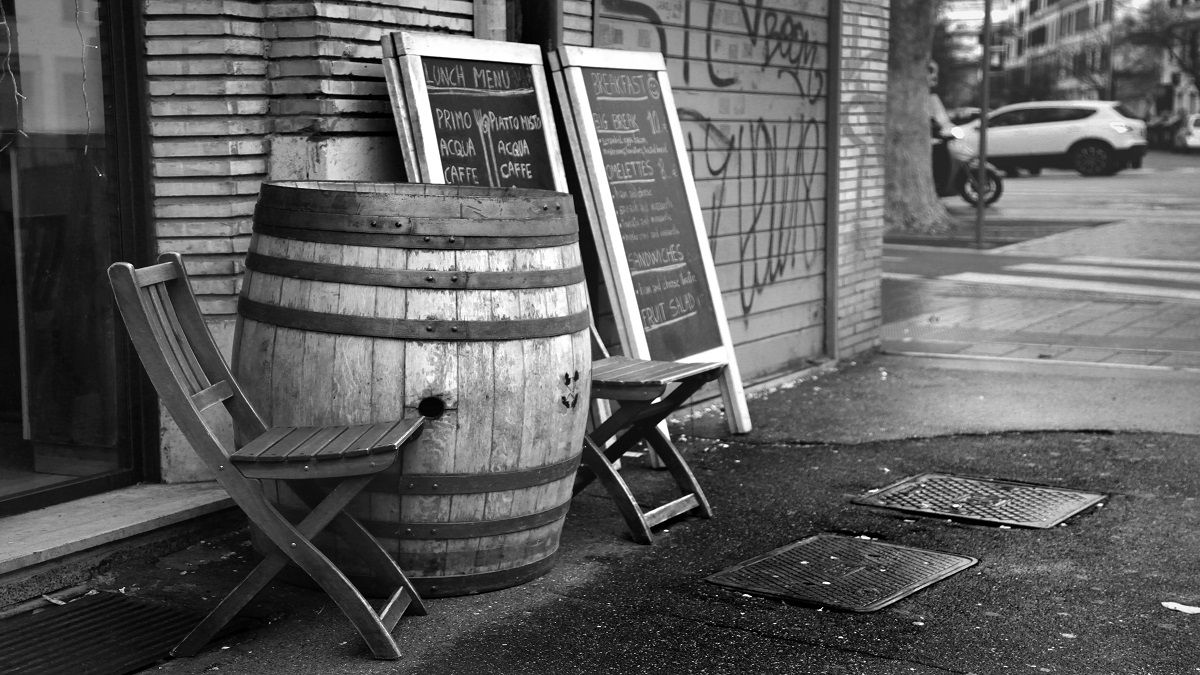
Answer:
945;149;1200;225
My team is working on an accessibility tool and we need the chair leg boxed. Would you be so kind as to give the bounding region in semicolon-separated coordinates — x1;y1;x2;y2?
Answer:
580;438;654;544
643;425;713;518
172;542;291;657
574;407;647;496
175;477;403;660
285;481;426;616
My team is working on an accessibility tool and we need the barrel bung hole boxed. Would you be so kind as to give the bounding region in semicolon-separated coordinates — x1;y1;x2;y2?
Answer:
418;396;446;419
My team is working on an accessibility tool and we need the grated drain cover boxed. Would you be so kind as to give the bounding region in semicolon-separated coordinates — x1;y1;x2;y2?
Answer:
0;591;199;675
705;534;977;612
855;473;1106;528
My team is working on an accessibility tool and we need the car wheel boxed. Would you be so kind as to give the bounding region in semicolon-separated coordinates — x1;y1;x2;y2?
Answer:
1131;156;1143;169
1071;142;1114;176
1027;166;1042;176
1004;167;1020;178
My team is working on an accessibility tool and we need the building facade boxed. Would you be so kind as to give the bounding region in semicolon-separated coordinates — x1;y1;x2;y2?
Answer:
994;0;1200;117
0;1;888;524
1164;0;1200;114
997;0;1119;102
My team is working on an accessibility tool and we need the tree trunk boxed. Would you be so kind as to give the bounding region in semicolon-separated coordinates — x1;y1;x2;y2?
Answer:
886;0;951;234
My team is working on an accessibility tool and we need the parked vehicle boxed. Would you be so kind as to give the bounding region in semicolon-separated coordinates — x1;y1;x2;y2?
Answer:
1173;114;1200;153
957;100;1147;177
932;124;1002;206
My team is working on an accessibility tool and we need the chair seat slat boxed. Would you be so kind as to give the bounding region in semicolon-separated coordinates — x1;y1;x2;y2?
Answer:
304;424;373;460
593;356;722;386
234;427;320;462
592;357;676;383
233;421;422;464
261;426;340;462
310;420;414;460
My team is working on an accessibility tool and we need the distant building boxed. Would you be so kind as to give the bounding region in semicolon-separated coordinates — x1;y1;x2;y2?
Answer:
993;0;1165;116
997;0;1119;102
1163;0;1200;114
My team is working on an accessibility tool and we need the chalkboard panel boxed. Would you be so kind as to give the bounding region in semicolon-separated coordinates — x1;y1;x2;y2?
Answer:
550;46;750;433
382;32;567;191
582;65;721;360
420;57;553;188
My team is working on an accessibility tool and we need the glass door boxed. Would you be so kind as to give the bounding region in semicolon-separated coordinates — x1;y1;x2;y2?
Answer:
0;0;147;515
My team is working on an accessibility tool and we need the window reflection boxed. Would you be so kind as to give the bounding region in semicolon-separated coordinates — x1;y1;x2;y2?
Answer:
0;0;124;507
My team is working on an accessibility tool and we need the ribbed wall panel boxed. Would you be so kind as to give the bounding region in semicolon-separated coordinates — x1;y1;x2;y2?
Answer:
143;0;474;318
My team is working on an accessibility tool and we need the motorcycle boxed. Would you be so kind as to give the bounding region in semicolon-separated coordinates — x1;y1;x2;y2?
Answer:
932;124;1002;207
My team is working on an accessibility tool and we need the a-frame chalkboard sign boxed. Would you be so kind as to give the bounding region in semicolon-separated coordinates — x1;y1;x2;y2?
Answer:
381;31;567;191
549;46;750;433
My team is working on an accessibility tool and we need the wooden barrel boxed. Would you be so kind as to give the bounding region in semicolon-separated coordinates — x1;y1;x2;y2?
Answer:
233;181;592;597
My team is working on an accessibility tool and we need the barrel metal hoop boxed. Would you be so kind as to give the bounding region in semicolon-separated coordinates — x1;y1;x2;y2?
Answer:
399;533;558;573
245;252;586;290
396;455;581;494
253;223;579;250
259;182;574;222
254;204;579;237
408;552;559;598
239;298;591;341
381;502;572;540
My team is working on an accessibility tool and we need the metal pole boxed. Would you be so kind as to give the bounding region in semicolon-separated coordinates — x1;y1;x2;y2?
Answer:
976;0;992;248
1108;20;1116;99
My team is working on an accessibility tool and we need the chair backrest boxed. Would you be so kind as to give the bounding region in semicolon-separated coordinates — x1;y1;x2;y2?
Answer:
108;253;268;478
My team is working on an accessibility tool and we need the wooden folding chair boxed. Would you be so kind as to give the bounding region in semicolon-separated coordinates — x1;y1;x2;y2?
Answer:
107;252;427;660
575;328;722;543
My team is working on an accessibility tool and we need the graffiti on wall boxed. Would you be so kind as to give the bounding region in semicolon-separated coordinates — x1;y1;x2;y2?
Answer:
598;0;830;317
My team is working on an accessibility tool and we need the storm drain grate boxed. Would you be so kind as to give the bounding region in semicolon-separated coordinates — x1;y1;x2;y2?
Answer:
0;591;199;675
705;534;977;612
855;473;1106;528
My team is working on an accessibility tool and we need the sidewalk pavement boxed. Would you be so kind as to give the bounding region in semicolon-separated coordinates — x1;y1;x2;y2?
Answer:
882;215;1200;370
84;216;1200;674
89;349;1200;675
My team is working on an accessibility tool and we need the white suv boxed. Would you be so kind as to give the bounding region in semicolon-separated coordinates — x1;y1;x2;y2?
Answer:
958;100;1147;176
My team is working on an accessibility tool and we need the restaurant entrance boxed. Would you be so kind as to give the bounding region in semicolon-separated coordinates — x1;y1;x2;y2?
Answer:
0;0;149;515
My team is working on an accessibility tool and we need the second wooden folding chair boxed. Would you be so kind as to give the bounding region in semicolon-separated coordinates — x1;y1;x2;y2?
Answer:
575;330;723;543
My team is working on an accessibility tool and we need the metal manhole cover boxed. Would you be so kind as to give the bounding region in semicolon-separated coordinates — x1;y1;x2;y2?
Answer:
704;534;977;612
855;473;1106;528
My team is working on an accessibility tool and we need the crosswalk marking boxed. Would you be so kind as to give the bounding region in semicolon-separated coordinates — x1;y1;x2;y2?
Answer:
1056;256;1200;271
1006;263;1200;285
939;272;1200;301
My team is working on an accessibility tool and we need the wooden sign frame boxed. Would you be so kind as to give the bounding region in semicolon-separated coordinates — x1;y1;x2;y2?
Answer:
381;31;568;191
549;46;750;433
